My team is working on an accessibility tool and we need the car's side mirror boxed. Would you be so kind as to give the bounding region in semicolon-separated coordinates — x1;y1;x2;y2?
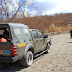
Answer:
43;34;48;38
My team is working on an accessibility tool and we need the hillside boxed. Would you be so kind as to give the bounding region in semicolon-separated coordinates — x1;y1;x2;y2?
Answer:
4;13;72;32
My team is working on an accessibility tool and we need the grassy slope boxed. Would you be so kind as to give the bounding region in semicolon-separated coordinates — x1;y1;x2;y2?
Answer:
3;13;72;32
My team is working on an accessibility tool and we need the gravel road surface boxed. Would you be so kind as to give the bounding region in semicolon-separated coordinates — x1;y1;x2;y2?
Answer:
0;33;72;72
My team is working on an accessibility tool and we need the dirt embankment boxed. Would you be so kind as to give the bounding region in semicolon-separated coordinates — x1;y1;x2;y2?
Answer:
0;33;72;72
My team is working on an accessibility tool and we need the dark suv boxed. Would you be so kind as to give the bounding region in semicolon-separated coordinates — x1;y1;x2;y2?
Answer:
0;23;51;67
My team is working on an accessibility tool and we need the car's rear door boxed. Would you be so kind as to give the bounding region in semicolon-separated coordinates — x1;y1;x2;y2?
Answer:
0;24;12;56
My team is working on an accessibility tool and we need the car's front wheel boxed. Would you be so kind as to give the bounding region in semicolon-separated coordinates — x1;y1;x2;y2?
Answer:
45;43;50;54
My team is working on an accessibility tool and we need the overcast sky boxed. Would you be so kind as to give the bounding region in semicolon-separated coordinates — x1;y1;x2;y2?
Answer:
35;0;72;15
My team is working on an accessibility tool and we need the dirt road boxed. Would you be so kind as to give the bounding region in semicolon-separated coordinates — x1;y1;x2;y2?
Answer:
0;33;72;72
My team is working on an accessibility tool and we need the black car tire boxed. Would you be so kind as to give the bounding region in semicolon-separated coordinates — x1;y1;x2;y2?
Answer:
19;51;33;67
45;43;50;54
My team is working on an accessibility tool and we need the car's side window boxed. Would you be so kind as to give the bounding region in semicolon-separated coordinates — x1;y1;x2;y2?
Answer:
38;31;43;38
13;28;24;43
14;29;21;35
22;28;32;41
32;30;38;39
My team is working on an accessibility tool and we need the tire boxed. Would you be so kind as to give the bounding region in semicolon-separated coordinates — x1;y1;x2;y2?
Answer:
45;43;50;54
19;51;33;67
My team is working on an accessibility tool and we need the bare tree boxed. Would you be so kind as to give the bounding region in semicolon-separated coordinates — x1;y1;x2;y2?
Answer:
0;0;37;22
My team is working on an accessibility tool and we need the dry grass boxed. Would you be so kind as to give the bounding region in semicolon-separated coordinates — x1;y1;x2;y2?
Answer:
2;13;72;33
45;24;72;32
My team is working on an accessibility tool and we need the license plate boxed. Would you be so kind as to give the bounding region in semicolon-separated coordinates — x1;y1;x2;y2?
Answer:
0;50;10;55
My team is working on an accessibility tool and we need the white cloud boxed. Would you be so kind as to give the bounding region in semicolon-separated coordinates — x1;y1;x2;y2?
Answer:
35;0;72;15
9;0;20;11
26;0;33;6
24;8;29;17
23;8;37;17
35;0;48;2
29;10;37;17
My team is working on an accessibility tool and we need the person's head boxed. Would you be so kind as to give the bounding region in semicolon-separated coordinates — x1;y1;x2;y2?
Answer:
3;30;9;40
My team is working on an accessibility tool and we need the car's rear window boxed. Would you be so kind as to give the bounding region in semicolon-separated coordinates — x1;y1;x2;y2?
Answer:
0;28;10;42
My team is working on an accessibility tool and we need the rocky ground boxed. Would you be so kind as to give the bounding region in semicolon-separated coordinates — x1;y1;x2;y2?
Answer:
0;33;72;72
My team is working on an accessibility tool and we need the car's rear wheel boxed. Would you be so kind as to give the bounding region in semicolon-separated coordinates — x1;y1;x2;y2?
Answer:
26;51;33;66
19;51;33;67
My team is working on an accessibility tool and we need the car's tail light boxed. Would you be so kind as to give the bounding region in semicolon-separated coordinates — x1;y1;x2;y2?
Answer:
11;45;17;56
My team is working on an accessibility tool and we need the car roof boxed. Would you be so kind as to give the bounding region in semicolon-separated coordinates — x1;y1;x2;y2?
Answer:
0;23;28;28
8;23;28;28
